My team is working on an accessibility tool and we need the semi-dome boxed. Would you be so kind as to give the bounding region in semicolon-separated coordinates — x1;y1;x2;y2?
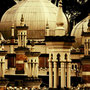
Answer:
71;15;90;48
0;0;68;39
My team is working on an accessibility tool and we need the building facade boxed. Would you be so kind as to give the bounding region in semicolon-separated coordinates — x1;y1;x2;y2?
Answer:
0;0;90;89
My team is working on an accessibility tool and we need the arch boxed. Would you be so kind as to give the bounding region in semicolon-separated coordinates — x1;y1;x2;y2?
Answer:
72;64;74;69
65;53;67;60
57;53;60;61
51;53;53;60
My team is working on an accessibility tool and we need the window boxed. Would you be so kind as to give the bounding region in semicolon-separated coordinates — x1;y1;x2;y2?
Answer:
75;65;77;69
57;53;60;61
51;54;53;60
65;54;67;60
72;65;74;69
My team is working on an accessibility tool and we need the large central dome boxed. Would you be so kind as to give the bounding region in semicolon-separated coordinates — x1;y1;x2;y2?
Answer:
0;0;68;39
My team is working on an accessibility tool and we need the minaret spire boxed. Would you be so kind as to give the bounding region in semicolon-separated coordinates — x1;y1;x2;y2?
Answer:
20;14;24;26
11;23;14;37
55;0;66;36
56;0;63;27
45;19;50;36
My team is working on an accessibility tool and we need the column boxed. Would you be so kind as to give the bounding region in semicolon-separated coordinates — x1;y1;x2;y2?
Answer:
24;61;28;75
34;62;36;77
49;60;53;88
35;62;38;78
0;59;5;77
67;62;71;88
61;62;65;88
23;32;25;47
54;61;57;88
28;62;32;77
24;32;27;47
2;59;5;77
32;61;35;77
18;32;21;46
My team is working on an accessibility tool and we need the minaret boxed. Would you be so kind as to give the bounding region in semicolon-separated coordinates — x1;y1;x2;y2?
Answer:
15;15;29;74
10;24;15;53
7;24;16;69
45;0;75;89
55;0;65;36
45;20;50;36
20;14;24;26
17;14;28;47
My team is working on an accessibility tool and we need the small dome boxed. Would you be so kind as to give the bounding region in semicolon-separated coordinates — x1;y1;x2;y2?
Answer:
0;0;68;40
71;15;90;48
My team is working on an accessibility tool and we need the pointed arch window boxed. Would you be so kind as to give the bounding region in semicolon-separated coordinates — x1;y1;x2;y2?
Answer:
65;53;67;60
57;53;60;68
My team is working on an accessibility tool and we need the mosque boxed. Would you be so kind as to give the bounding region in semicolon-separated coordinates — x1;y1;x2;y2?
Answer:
0;0;90;89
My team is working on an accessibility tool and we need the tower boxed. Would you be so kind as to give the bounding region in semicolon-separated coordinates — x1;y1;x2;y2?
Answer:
7;24;16;69
15;14;29;74
45;0;75;89
45;20;50;36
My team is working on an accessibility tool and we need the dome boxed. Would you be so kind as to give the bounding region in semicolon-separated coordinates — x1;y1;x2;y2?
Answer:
71;15;90;48
0;0;68;40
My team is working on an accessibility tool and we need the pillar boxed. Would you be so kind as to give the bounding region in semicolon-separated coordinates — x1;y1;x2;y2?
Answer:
0;59;5;77
2;59;5;77
28;62;32;77
61;62;65;88
67;62;71;88
35;62;38;78
32;61;35;77
49;60;53;88
24;61;28;75
54;61;57;88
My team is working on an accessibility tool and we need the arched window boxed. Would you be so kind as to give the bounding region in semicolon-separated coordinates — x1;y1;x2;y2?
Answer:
65;54;67;60
75;65;77;70
51;54;53;60
31;59;33;63
72;65;74;69
57;53;60;61
57;53;60;68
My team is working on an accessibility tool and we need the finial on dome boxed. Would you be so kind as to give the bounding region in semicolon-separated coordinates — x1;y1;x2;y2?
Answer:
20;14;24;26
